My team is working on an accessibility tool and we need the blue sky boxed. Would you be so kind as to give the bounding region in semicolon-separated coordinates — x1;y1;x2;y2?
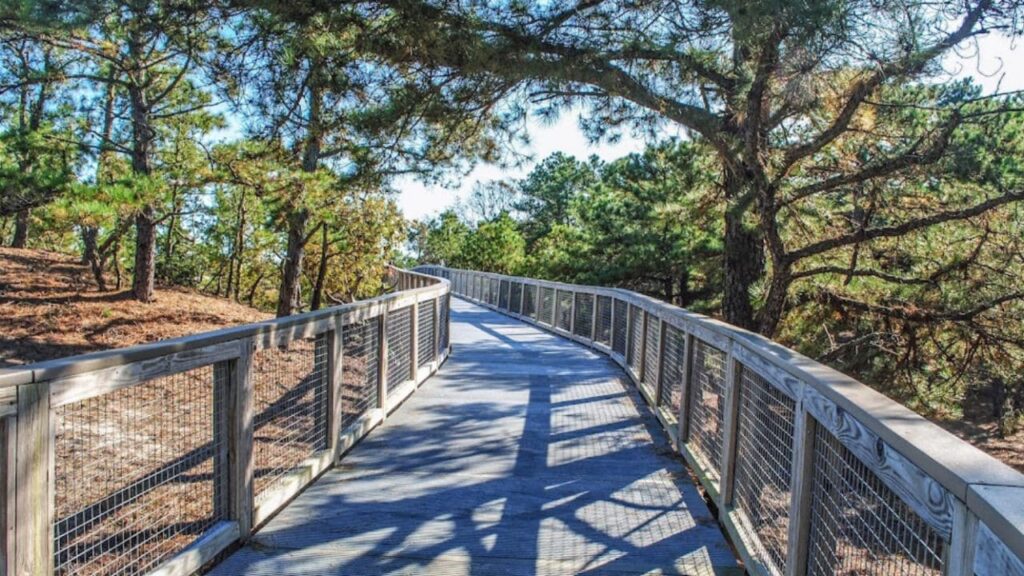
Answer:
395;32;1024;221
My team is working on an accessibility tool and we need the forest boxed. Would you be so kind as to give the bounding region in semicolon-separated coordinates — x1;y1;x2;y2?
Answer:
2;0;1024;452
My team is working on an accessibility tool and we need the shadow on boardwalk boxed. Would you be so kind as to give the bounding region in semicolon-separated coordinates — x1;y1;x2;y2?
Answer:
209;300;740;576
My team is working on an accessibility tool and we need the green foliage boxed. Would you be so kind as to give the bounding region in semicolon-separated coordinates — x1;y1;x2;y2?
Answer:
461;212;525;275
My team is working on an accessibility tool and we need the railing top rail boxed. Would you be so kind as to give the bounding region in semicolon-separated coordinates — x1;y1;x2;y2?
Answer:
0;268;448;387
421;264;1024;569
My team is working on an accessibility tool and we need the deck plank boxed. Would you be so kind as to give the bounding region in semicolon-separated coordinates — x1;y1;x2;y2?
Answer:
209;298;740;575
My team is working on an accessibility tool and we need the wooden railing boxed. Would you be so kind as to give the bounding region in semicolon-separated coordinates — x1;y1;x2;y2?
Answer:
0;267;451;576
416;265;1024;576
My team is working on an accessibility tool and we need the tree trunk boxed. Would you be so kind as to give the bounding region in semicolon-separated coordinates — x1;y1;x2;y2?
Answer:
678;267;690;308
81;227;107;291
722;209;763;331
311;225;330;311
132;205;158;301
11;208;29;248
276;209;309;317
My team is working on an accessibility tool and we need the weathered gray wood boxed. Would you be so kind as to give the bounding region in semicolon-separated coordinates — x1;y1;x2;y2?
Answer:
377;311;389;410
718;353;741;507
569;291;577;335
975;521;1024;576
328;323;344;461
678;332;695;443
801;384;956;538
410;302;420;382
1;417;14;576
49;340;241;408
947;500;979;576
146;520;240;576
638;311;649;383
227;340;255;539
653;318;668;406
785;406;816;576
15;382;52;576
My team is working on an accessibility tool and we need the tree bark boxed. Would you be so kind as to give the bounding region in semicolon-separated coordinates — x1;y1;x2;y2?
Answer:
132;205;158;301
11;208;29;248
311;225;330;311
721;173;764;332
276;208;309;317
127;29;157;303
81;226;108;291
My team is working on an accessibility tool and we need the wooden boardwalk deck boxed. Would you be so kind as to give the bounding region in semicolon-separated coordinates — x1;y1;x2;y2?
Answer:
209;298;740;575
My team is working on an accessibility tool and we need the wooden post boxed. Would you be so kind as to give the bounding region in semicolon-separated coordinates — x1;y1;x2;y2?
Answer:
518;283;526;317
610;299;617;352
410;302;420;381
15;382;52;576
718;349;742;508
590;295;598;342
653;318;668;405
225;340;255;539
569;291;577;335
433;297;441;361
638;311;649;382
785;405;816;576
328;320;345;461
625;305;634;365
534;283;542;323
377;310;389;409
2;416;16;576
678;333;696;443
946;500;979;576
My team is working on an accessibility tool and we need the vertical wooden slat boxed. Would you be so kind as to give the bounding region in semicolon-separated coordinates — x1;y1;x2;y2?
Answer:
377;310;389;409
518;282;526;318
410;302;420;381
946;500;979;576
718;350;742;508
226;339;255;539
653;318;668;405
15;382;52;576
678;333;695;442
625;305;634;365
638;311;649;382
785;405;816;576
1;416;15;576
433;297;441;360
569;291;577;335
590;293;598;342
328;320;345;461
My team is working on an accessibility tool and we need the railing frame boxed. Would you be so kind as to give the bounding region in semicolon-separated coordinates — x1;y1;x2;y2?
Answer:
0;267;451;576
416;264;1024;576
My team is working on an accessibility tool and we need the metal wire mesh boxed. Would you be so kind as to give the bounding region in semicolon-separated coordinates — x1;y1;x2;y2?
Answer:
439;294;450;351
806;428;945;576
252;335;329;504
732;367;796;576
510;282;523;314
387;306;414;393
418;300;437;368
642;316;661;398
556;290;573;331
688;339;728;485
595;296;612;345
658;324;686;416
523;284;537;318
498;280;509;309
540;287;555;325
54;366;224;576
628;306;644;371
341;316;380;430
613;299;628;355
573;293;594;338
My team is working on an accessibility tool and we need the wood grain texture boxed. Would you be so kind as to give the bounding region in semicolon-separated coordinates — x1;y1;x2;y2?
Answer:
15;383;52;576
975;521;1024;576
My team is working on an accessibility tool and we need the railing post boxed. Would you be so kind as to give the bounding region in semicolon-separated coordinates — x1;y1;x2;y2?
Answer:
518;282;526;317
653;318;667;405
410;301;420;382
610;299;617;352
590;294;598;342
946;500;979;576
224;339;255;539
534;282;542;323
785;404;816;576
718;345;742;508
625;305;634;365
2;416;14;576
15;381;53;576
569;291;577;334
377;310;389;409
638;311;649;382
677;333;696;442
328;319;345;462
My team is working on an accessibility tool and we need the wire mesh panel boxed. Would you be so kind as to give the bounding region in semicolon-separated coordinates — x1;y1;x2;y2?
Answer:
628;306;644;371
642;316;661;398
439;294;450;352
252;335;329;504
613;299;628;355
499;280;510;310
806;428;945;576
418;300;437;368
556;290;573;331
688;339;728;485
732;367;797;576
658;324;686;415
595;295;612;345
341;316;380;430
510;282;523;314
387;306;414;393
54;366;225;576
540;287;555;325
573;293;594;338
523;284;537;319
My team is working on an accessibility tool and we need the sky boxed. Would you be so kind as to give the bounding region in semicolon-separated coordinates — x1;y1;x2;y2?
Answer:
393;32;1024;222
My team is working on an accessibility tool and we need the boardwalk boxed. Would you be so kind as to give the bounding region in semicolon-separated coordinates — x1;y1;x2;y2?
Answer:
210;298;740;575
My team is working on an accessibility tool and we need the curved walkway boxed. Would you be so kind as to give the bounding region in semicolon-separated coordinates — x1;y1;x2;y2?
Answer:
209;298;740;575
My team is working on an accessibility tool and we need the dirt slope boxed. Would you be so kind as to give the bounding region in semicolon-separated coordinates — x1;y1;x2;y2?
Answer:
0;247;270;367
